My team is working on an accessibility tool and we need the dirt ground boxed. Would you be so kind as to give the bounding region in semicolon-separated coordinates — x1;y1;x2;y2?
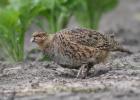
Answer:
0;52;140;100
1;0;140;100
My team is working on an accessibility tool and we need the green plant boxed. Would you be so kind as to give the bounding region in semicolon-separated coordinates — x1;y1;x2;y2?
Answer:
36;0;81;33
0;0;118;62
0;8;19;61
0;0;9;7
75;0;118;29
0;0;45;62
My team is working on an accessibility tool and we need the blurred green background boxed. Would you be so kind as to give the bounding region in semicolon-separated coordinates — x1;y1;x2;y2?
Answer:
0;0;118;62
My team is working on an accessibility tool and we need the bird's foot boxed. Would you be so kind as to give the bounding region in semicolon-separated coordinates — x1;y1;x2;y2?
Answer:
76;64;89;79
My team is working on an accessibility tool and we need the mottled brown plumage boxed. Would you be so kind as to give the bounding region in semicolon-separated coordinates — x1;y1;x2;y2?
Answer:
31;28;132;78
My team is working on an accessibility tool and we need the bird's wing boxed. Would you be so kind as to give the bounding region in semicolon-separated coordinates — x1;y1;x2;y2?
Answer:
57;28;110;50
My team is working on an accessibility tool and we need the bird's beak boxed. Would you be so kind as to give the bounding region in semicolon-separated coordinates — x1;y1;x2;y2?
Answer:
30;37;35;42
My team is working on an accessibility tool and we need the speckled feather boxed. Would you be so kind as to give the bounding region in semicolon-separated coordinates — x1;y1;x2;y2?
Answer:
58;28;117;50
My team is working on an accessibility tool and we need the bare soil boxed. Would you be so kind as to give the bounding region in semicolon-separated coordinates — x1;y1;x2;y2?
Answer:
0;52;140;100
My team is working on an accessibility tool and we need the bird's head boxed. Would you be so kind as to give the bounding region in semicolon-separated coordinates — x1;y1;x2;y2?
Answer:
31;32;48;43
30;32;49;50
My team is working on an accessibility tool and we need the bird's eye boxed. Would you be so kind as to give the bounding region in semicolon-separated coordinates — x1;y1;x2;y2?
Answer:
35;35;41;37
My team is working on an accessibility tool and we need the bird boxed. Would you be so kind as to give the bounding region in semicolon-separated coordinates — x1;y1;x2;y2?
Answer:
30;28;132;78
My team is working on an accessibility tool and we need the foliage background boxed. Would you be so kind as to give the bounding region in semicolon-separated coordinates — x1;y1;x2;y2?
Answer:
0;0;118;62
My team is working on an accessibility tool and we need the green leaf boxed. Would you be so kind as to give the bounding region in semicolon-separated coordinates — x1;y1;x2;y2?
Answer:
40;0;56;10
0;8;19;29
74;0;118;29
0;0;9;7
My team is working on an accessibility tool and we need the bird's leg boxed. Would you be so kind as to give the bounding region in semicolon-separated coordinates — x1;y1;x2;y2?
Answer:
76;64;87;78
42;49;46;55
76;62;94;79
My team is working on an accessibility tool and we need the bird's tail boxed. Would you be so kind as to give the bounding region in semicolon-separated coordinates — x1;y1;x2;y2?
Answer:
114;47;133;54
104;32;133;54
107;36;133;54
